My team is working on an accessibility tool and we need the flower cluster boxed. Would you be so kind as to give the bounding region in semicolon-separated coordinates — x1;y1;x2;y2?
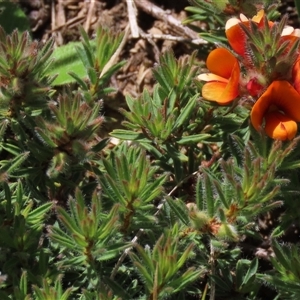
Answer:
199;10;300;140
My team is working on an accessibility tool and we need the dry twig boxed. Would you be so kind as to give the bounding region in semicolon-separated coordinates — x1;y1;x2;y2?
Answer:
84;0;96;32
126;0;139;38
141;32;207;45
134;0;206;44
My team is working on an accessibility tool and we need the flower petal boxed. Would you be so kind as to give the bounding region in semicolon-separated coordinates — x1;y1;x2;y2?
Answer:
202;61;240;105
225;21;249;56
252;10;264;23
264;111;297;140
225;10;273;57
279;35;300;55
206;48;238;79
239;14;248;22
292;58;300;94
197;73;228;83
251;80;300;131
225;17;241;30
202;82;229;104
282;26;295;36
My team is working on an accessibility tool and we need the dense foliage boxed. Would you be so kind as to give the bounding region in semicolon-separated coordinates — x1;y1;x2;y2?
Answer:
1;0;300;299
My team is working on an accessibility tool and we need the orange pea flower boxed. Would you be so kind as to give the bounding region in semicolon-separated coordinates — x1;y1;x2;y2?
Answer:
279;26;300;56
225;10;300;58
225;10;269;57
251;81;300;140
292;56;300;94
198;48;240;105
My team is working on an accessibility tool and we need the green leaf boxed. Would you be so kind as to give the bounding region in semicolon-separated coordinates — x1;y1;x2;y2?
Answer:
27;202;52;225
132;260;153;290
68;71;89;90
172;94;198;131
0;151;29;174
19;271;28;296
165;144;188;162
165;197;190;226
110;129;149;141
56;206;84;237
210;273;232;292
295;1;300;26
271;240;292;271
35;127;58;148
241;258;258;287
203;173;215;217
78;26;95;67
212;178;229;210
49;226;76;249
46;41;95;85
140;174;166;203
87;67;98;85
172;268;203;291
176;134;211;145
1;142;22;156
102;276;132;299
96;247;122;261
0;1;30;33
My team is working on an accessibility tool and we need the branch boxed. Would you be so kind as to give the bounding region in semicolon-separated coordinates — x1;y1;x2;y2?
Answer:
134;0;204;42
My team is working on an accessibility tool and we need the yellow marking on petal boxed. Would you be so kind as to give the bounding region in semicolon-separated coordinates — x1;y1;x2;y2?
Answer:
252;9;264;23
198;73;228;83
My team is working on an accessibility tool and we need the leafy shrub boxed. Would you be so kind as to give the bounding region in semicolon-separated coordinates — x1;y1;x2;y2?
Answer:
1;1;300;299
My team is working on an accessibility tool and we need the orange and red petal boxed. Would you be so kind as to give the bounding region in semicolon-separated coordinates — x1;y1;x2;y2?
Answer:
251;80;300;131
225;22;248;57
206;48;238;79
292;58;300;94
279;35;300;55
225;10;273;57
264;111;297;140
201;62;240;105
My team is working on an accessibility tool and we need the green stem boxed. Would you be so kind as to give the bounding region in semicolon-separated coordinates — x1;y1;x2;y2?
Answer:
295;0;300;26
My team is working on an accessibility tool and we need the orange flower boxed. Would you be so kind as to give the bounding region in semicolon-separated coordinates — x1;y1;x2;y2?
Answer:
279;26;300;56
226;10;300;57
251;81;300;140
225;10;269;57
292;56;300;94
198;48;240;105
